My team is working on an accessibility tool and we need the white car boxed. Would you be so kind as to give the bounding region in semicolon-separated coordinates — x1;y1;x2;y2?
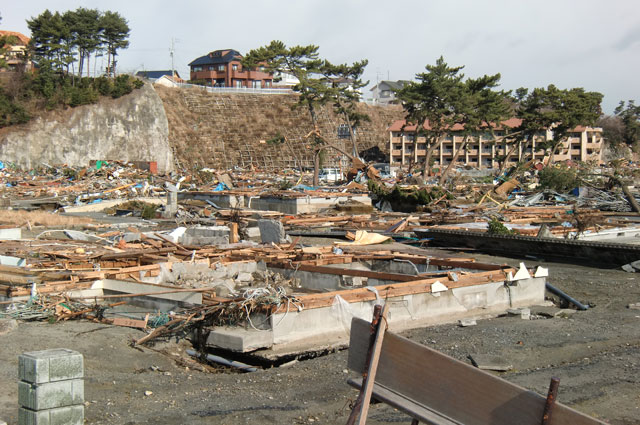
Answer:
318;168;345;183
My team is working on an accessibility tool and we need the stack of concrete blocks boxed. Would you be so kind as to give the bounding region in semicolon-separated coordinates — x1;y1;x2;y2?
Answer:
18;349;84;425
179;226;230;246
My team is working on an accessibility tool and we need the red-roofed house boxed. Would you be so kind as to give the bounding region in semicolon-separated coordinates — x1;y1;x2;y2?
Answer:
388;119;603;170
0;30;32;72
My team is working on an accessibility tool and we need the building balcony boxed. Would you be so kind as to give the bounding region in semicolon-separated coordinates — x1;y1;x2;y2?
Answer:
391;150;402;156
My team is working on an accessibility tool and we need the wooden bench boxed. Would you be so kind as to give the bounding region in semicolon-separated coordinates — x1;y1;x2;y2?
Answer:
346;308;605;425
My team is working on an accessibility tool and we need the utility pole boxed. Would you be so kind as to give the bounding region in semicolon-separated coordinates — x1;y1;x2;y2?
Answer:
170;38;175;78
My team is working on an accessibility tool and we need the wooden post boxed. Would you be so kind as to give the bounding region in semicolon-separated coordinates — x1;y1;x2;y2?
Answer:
229;223;239;243
345;303;389;425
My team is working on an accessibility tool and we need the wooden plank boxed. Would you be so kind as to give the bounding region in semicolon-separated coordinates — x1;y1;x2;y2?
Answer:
109;315;149;329
99;247;175;260
348;318;604;425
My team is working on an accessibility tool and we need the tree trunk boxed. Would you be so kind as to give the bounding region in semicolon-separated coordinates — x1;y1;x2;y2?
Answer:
422;136;442;178
313;149;321;186
439;135;469;185
344;112;359;159
546;142;561;166
107;47;112;77
498;141;521;176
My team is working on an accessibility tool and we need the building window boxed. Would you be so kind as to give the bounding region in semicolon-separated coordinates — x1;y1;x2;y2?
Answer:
235;80;242;88
259;66;266;71
208;66;216;71
265;81;271;88
218;65;225;71
381;90;391;97
252;80;261;88
337;124;351;139
232;64;238;71
192;66;203;72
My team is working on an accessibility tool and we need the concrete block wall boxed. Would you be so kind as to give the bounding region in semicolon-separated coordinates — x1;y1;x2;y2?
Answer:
156;87;405;170
18;349;84;425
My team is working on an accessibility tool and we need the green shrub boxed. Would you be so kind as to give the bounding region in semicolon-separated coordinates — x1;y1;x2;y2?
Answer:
0;89;30;126
487;217;515;235
539;165;580;192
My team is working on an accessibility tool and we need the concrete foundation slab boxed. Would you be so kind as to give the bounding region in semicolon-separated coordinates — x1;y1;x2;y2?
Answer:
206;327;274;352
469;354;513;371
207;275;547;358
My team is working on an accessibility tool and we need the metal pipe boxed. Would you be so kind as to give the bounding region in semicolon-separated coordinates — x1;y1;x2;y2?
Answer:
545;282;589;310
186;349;257;373
541;377;560;425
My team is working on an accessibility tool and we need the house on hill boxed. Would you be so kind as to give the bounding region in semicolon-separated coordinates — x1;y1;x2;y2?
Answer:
188;49;274;88
370;80;411;104
0;30;32;72
136;70;183;82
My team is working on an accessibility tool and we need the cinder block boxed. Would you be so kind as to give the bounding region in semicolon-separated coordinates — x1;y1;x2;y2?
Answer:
19;349;83;384
19;405;84;425
19;379;84;410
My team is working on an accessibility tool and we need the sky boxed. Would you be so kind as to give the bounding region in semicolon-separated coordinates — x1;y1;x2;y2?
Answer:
2;0;639;113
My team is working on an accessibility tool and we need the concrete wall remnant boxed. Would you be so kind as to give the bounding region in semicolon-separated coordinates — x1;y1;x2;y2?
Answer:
258;219;287;244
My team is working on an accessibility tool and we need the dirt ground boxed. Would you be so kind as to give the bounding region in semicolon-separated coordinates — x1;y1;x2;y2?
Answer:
1;249;639;425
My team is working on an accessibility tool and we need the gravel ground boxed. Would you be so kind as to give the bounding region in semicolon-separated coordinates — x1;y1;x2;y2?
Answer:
1;251;639;424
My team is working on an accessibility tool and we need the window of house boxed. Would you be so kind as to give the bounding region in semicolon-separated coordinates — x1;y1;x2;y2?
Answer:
208;66;216;71
259;66;266;71
235;80;242;88
232;64;238;71
192;66;203;72
381;90;391;97
337;124;351;139
252;80;261;88
218;65;225;71
265;81;271;88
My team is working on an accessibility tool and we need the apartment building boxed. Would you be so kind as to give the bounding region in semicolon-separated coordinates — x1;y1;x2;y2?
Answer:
388;119;603;170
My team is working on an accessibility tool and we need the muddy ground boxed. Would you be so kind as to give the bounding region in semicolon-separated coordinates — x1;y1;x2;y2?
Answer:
1;249;639;425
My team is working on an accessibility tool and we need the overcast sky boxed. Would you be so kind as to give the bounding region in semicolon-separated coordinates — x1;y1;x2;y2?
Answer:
3;0;639;113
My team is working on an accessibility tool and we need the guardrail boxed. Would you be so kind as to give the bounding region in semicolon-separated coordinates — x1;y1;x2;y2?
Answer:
177;82;293;95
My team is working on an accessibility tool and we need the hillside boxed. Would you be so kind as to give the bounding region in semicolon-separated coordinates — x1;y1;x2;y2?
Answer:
155;86;405;170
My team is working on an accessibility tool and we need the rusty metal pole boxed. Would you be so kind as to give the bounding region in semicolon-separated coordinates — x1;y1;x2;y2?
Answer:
541;377;560;425
346;305;383;425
